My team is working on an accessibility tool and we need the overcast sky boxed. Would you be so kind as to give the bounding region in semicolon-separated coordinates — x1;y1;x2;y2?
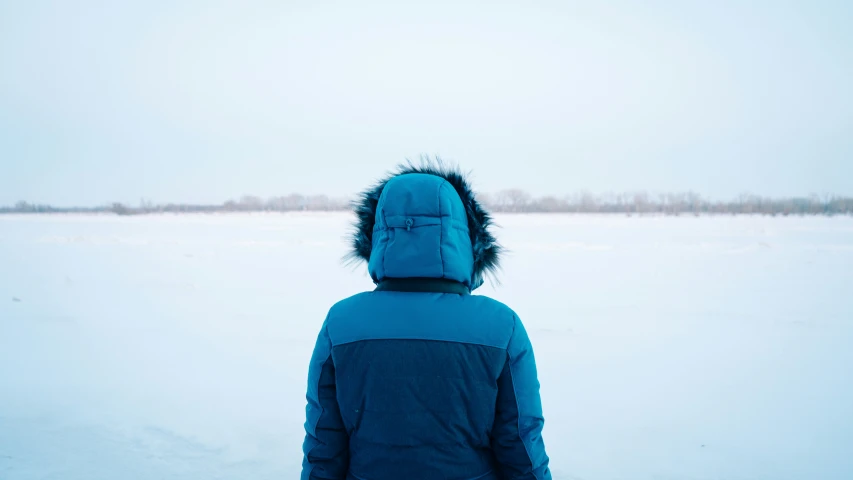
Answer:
1;0;851;206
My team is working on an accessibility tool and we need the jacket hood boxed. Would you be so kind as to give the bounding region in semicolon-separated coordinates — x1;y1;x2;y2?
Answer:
348;161;501;290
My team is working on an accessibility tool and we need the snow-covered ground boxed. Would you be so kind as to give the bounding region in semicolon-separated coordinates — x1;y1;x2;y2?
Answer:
1;213;852;480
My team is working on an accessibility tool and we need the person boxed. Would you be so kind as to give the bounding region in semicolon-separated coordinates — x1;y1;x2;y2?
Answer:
301;162;551;480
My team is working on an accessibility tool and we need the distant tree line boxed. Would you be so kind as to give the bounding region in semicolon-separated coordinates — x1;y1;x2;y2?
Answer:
479;190;853;216
0;196;351;216
3;192;852;216
222;195;348;212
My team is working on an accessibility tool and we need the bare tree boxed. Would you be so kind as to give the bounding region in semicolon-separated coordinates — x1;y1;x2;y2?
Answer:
495;189;532;212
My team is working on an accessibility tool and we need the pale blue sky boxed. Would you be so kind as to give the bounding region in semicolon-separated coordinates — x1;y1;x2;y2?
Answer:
1;0;851;206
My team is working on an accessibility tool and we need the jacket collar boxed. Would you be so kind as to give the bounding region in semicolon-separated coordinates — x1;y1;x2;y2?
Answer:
374;278;470;295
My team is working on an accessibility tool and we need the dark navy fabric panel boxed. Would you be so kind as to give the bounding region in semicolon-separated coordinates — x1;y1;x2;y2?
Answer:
302;294;551;480
332;339;505;480
302;323;349;480
326;292;515;349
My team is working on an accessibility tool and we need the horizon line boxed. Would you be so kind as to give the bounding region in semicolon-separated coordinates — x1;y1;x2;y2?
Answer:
5;189;853;210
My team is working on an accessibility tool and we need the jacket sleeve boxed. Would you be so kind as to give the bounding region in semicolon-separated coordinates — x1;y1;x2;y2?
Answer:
491;315;551;480
301;321;349;480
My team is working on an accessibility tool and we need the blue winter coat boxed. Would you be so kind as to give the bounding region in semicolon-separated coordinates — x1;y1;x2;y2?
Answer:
302;164;551;480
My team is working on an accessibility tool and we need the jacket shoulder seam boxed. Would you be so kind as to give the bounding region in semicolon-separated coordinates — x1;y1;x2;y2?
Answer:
332;336;507;350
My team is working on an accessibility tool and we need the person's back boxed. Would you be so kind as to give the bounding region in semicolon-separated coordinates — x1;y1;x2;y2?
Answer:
302;163;551;480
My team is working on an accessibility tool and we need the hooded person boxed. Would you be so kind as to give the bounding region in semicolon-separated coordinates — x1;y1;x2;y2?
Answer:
301;161;551;480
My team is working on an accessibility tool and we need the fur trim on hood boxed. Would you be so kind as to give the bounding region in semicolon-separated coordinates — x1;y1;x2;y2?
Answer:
347;159;502;289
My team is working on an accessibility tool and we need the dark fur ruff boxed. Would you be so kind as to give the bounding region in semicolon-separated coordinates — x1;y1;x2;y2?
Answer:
347;160;502;287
